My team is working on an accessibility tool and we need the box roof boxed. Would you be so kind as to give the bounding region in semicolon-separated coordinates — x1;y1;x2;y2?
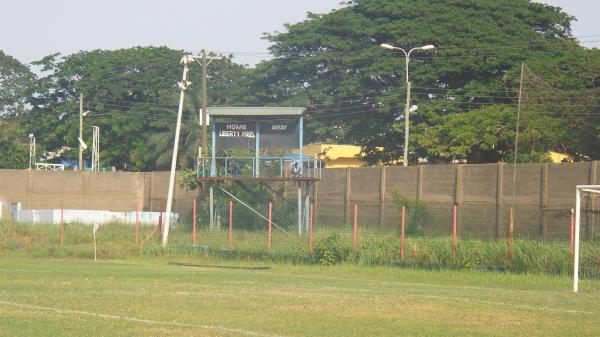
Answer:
208;107;305;116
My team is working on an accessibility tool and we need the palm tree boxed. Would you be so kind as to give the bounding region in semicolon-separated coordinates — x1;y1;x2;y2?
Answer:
145;92;201;170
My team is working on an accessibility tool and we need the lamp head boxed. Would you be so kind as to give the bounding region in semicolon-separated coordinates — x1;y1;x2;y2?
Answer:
380;43;396;50
420;45;435;50
78;137;88;150
409;105;418;113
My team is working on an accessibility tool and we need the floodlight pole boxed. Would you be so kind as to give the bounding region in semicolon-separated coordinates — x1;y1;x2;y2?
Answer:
162;55;192;247
380;44;434;166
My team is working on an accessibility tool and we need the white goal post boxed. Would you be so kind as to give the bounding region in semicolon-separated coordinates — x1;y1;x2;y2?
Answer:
574;185;600;292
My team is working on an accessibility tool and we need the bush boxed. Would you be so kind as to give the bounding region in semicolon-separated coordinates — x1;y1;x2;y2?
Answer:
312;233;350;265
391;192;433;235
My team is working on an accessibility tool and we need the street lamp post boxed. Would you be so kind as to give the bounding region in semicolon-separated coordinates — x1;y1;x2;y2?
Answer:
380;43;434;166
79;93;83;170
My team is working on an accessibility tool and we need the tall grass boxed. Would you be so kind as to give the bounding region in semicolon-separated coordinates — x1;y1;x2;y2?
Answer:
1;220;598;277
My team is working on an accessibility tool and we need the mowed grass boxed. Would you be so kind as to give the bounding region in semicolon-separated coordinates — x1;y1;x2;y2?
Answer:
1;258;599;337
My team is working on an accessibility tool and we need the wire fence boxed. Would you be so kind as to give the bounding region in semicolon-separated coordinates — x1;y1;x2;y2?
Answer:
2;195;599;277
515;63;600;168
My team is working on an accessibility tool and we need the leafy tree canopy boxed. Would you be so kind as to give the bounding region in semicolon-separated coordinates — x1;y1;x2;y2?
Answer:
0;120;28;169
0;50;34;116
0;51;33;169
250;0;599;163
20;46;248;171
4;0;600;170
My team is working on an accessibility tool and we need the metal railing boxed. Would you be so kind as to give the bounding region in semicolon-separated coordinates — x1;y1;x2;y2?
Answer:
35;163;65;171
197;156;322;179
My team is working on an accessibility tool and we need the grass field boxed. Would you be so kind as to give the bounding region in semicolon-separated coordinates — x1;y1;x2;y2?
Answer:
1;257;599;337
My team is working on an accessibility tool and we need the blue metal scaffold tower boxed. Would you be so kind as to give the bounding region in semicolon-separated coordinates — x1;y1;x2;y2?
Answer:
195;107;322;236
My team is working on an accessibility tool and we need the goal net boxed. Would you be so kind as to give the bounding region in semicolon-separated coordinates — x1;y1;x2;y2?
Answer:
517;64;600;163
574;185;600;292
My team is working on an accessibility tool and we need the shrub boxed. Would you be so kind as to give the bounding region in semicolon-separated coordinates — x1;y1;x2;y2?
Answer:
312;233;350;265
391;192;433;235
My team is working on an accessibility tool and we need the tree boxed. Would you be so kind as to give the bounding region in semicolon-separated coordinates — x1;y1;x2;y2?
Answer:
21;47;248;171
250;0;594;163
0;50;34;116
0;120;28;169
0;51;33;169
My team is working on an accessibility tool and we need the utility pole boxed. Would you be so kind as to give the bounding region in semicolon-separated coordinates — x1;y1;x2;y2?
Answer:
201;50;208;158
162;55;192;247
79;93;83;170
197;50;222;230
163;52;222;247
199;50;222;158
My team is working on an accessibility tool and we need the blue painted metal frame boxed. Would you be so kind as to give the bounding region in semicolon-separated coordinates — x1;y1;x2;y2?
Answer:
299;115;303;175
197;156;320;179
199;113;321;180
211;115;216;177
255;121;260;177
196;111;320;238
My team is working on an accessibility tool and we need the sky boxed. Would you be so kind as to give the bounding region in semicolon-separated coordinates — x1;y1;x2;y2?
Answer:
0;0;598;67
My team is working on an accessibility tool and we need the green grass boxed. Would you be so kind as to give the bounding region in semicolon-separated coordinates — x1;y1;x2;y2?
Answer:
2;221;600;336
0;257;599;336
2;221;599;277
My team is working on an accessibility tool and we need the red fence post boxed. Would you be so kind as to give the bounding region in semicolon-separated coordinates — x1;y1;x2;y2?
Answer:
228;200;233;249
570;208;575;258
309;203;314;254
508;207;514;263
452;204;457;259
401;205;405;260
135;202;139;244
193;198;197;246
60;200;64;246
353;204;358;249
268;202;272;249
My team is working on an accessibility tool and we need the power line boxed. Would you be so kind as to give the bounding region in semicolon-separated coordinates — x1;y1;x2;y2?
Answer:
3;93;596;122
213;35;600;57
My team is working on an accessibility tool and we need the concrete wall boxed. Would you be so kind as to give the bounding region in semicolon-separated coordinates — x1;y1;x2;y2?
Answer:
1;161;597;240
0;170;199;221
317;161;598;240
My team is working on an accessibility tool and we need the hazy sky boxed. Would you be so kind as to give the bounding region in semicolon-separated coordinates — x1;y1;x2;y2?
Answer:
1;0;598;67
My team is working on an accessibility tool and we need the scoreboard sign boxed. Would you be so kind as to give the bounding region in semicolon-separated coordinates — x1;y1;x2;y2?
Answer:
215;122;256;150
215;121;299;150
259;121;299;149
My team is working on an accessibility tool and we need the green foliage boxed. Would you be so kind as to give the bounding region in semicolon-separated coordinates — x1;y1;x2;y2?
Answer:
178;169;200;191
0;50;34;116
252;0;598;163
5;1;600;168
391;192;433;235
19;47;249;171
0;120;28;168
2;221;600;277
312;233;351;265
0;51;33;169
